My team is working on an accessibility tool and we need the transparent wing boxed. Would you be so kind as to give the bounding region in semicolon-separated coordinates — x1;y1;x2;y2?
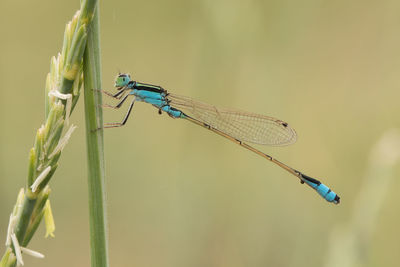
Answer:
168;93;297;146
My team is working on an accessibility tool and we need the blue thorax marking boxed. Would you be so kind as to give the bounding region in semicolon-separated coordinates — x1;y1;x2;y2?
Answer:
130;89;166;101
128;86;182;118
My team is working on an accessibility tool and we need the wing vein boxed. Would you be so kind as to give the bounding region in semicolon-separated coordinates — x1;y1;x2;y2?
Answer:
168;93;297;146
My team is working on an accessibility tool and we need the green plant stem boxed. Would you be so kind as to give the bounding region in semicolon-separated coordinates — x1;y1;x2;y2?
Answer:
83;3;108;267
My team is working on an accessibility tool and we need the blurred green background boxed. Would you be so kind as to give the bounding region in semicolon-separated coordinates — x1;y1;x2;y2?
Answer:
1;0;400;266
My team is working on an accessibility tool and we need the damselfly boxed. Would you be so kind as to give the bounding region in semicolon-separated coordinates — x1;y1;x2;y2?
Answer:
98;73;340;204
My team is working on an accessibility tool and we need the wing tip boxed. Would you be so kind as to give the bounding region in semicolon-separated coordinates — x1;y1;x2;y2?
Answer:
276;120;298;146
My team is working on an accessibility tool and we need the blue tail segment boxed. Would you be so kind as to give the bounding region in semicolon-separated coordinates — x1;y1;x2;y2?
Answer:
301;174;340;204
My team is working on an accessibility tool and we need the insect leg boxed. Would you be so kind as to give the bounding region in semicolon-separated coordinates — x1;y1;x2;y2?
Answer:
103;97;136;128
102;93;131;109
93;88;127;99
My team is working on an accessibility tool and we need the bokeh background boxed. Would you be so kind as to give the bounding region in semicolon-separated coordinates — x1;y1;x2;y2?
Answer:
1;1;400;266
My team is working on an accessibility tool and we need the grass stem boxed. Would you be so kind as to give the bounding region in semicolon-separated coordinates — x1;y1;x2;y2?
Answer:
82;2;109;267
